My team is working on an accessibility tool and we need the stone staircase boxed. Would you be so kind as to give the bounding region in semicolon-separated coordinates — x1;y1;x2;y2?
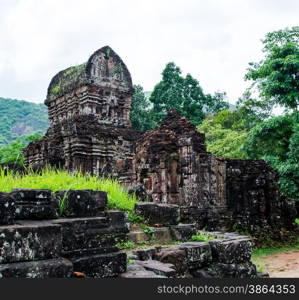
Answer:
0;189;128;278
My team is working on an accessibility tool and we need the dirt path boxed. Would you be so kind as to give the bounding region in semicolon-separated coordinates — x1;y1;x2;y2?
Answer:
253;250;299;278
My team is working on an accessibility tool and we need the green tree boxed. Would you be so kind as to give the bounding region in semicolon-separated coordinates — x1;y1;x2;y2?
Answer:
150;62;228;125
243;113;299;201
243;114;295;161
234;89;272;130
197;90;272;159
130;85;156;131
0;133;42;166
205;91;229;115
198;115;248;159
245;27;299;111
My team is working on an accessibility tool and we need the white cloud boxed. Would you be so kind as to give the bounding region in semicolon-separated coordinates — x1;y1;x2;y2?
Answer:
0;0;298;103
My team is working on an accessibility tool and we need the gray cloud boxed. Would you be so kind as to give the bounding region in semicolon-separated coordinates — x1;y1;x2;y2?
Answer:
0;0;298;104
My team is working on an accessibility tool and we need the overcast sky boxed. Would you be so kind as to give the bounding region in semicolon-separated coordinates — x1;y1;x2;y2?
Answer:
0;0;298;104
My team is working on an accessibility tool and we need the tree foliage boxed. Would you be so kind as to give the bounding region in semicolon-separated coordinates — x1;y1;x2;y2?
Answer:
149;62;228;125
243;113;299;201
0;133;42;166
245;26;299;111
197;90;271;159
198;115;248;159
130;85;156;131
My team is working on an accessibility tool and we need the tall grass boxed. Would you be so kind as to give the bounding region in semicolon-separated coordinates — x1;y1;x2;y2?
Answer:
0;167;137;212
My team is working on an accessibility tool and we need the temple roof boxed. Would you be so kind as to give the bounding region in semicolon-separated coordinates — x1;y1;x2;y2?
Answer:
46;46;134;103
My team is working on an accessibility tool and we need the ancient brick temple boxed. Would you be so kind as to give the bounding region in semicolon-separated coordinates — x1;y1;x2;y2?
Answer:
24;46;297;236
25;46;139;183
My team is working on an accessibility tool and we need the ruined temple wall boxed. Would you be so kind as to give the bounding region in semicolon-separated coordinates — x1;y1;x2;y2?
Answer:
224;159;297;232
25;115;139;184
134;110;227;207
47;85;131;128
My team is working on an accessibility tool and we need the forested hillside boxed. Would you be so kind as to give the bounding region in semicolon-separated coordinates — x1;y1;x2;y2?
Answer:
0;97;48;145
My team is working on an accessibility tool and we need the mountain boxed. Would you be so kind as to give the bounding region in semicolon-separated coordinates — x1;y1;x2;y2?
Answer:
0;97;49;145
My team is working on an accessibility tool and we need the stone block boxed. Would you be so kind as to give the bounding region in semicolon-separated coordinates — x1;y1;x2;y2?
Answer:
128;231;149;243
134;248;158;261
55;190;107;217
135;260;176;277
0;192;15;225
170;224;197;241
178;242;212;269
0;221;62;263
151;227;172;242
52;217;119;257
71;251;127;278
11;189;57;220
120;263;166;278
156;247;188;275
191;262;257;278
209;237;253;264
180;206;207;227
135;202;180;226
0;258;73;278
105;210;129;233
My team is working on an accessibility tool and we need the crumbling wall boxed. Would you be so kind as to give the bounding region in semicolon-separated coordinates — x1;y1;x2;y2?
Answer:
224;159;297;237
135;110;226;206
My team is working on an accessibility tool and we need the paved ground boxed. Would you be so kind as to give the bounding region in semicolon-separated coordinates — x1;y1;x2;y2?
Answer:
253;250;299;278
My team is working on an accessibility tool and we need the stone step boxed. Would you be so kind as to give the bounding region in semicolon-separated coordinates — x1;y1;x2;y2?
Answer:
51;216;127;257
0;258;73;278
120;263;166;278
0;192;15;225
135;260;176;277
170;224;196;242
177;242;212;269
128;230;148;243
11;189;57;220
70;251;127;278
209;237;253;264
135;202;180;226
128;227;172;243
0;221;62;263
54;190;107;217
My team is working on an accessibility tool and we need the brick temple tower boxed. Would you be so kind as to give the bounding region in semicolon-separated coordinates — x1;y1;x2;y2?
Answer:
25;46;139;182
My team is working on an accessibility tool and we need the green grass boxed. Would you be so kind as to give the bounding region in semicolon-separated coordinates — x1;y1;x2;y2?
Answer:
252;243;299;273
0;168;137;212
252;243;299;260
191;233;214;242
